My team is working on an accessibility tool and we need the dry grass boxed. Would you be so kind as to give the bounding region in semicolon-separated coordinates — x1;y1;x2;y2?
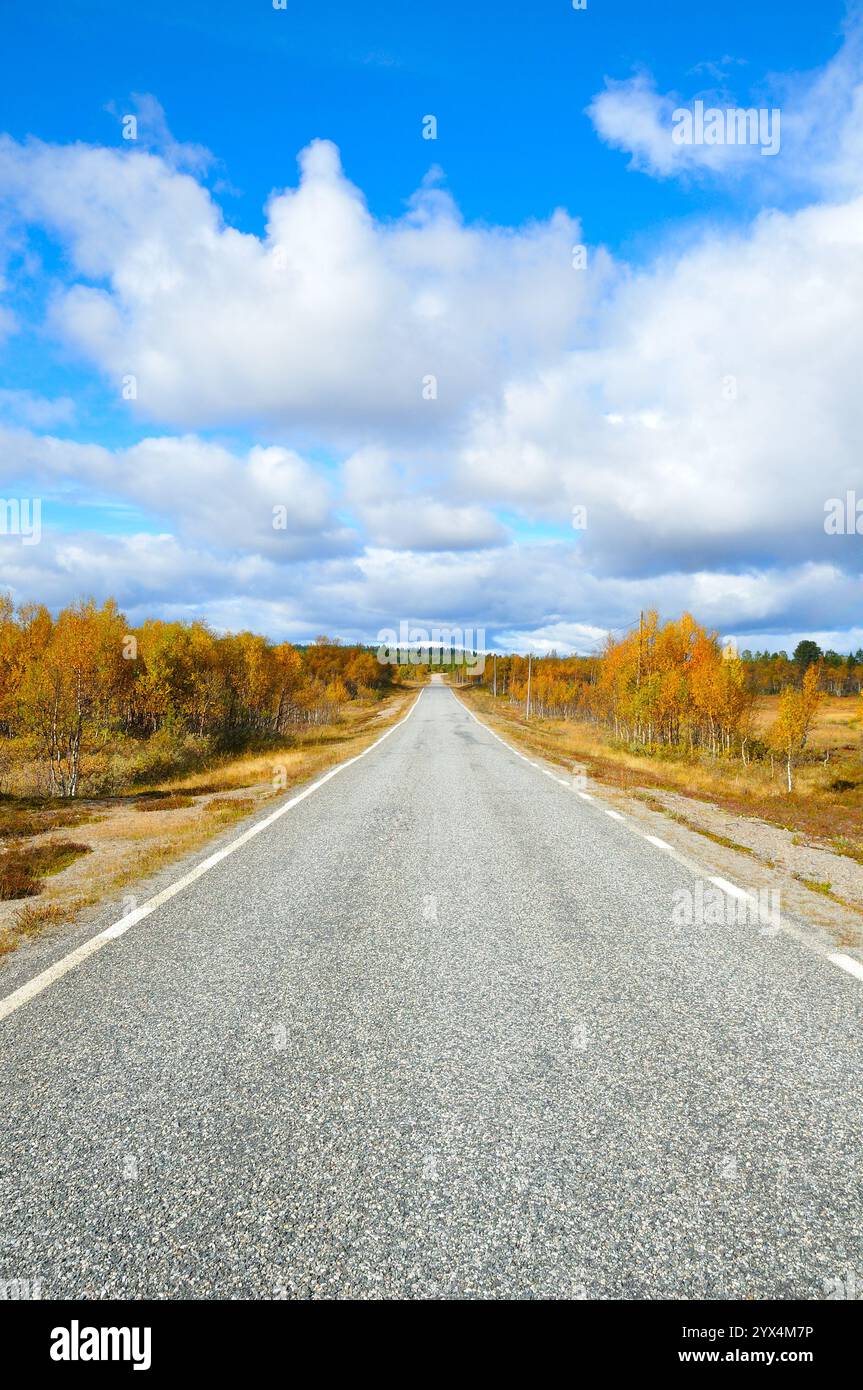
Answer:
0;900;82;956
0;853;38;900
134;795;195;813
752;694;861;753
205;797;257;826
14;900;80;936
29;840;93;876
0;840;91;901
0;798;99;840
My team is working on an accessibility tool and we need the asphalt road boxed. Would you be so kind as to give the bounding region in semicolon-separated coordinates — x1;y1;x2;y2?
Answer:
1;682;861;1299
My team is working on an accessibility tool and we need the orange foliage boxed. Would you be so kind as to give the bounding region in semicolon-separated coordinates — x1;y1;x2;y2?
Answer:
0;596;391;796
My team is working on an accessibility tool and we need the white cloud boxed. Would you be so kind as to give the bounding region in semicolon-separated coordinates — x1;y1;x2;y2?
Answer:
343;447;505;550
0;389;76;428
0;135;603;438
458;193;863;587
586;73;784;179
3;21;863;650
587;74;695;179
0;428;353;560
104;93;215;176
491;621;608;656
587;16;863;194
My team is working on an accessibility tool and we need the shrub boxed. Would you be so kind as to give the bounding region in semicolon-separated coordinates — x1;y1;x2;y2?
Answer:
0;853;39;899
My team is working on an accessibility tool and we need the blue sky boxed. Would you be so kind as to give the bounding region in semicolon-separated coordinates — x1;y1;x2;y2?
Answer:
2;1;847;240
0;0;861;652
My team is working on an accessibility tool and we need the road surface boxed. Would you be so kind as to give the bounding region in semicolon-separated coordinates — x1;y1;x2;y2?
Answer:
0;682;861;1299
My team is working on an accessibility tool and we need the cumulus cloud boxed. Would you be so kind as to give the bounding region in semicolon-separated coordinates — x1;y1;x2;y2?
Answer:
0;459;859;650
458;194;863;589
342;447;505;551
0;428;353;561
0;135;603;438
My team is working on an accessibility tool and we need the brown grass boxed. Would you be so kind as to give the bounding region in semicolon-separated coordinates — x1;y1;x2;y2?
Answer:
134;795;195;812
752;694;861;752
14;900;80;936
29;841;93;876
0;798;98;841
0;900;82;956
0;840;92;901
0;853;39;900
205;797;257;825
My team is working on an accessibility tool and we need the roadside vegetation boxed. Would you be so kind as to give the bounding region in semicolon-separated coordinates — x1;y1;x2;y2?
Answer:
465;613;863;864
0;593;411;956
5;595;862;957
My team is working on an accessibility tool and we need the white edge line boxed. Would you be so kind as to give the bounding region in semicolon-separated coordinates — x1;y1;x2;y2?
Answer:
829;952;863;983
708;874;753;903
0;689;425;1026
452;689;863;988
453;690;615;815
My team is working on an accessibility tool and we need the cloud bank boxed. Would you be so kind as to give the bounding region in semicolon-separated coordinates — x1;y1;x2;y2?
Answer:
3;22;863;651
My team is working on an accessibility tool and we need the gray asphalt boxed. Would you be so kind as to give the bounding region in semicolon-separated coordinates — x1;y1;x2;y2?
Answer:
1;683;861;1300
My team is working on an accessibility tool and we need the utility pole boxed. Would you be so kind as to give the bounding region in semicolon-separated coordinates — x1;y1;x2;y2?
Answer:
636;610;644;689
526;652;532;719
493;653;497;698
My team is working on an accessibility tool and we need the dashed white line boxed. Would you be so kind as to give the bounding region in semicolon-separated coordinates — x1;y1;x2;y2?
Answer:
829;952;863;984
709;875;752;902
453;689;863;987
453;689;863;989
0;689;425;1027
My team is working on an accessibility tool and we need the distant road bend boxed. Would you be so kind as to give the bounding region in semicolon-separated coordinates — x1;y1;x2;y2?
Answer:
0;679;860;1299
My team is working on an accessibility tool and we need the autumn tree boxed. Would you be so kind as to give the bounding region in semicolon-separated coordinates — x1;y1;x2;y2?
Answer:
769;665;822;791
20;599;131;796
0;588;390;795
